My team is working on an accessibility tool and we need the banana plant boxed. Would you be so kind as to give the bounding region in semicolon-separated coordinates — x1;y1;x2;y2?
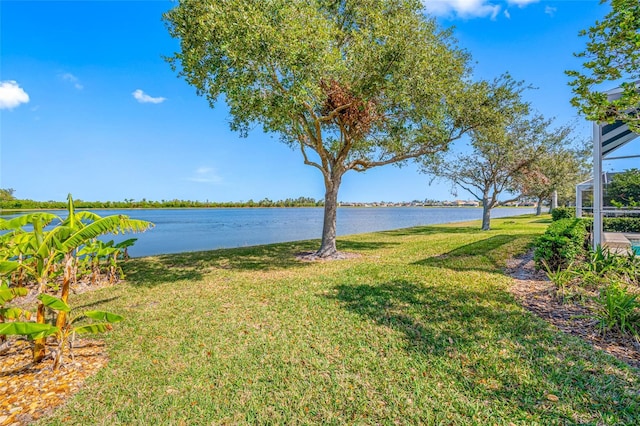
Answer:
0;194;152;362
0;282;29;346
0;212;64;361
36;293;123;370
51;209;152;331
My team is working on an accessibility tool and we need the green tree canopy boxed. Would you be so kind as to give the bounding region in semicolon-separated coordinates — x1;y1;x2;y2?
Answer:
423;114;573;230
516;139;590;214
607;168;640;207
567;0;640;132
164;0;525;256
0;189;15;202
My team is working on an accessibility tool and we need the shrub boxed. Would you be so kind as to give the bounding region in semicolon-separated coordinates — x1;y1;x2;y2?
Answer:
603;217;640;233
551;207;576;221
534;218;589;270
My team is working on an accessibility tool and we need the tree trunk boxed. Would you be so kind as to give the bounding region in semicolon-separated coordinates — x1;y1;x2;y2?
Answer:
536;196;543;215
316;176;341;257
481;198;491;231
33;301;46;363
551;190;558;210
56;254;73;329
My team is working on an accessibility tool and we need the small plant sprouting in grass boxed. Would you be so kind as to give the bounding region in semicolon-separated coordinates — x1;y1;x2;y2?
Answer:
594;280;640;336
542;260;577;303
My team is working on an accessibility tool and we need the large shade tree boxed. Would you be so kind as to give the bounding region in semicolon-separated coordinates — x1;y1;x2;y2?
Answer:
164;0;524;257
423;114;570;230
567;0;640;132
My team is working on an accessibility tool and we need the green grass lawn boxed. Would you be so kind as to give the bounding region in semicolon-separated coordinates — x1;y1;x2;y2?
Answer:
39;215;639;425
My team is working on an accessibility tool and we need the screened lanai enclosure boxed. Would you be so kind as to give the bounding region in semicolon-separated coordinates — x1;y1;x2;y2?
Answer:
576;83;640;254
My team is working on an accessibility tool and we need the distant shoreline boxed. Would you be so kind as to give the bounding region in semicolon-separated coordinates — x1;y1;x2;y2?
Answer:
0;205;533;213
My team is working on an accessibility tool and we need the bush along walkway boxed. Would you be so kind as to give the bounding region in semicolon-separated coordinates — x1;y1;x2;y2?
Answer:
11;215;637;425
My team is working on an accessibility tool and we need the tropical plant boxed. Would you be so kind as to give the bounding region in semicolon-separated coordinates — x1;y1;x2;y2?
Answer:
0;283;29;347
39;294;124;370
0;293;123;369
0;194;152;363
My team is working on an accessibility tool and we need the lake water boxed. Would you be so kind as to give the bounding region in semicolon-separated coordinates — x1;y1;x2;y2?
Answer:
0;207;534;257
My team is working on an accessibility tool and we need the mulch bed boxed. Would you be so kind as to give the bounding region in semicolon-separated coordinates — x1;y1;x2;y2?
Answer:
506;251;640;369
1;277;116;426
0;339;107;426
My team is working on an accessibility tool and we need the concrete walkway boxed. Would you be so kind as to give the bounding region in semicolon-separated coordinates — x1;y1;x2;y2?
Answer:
603;232;640;255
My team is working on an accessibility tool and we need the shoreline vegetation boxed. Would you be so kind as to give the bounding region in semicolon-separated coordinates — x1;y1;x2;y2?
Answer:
3;214;637;424
0;199;533;212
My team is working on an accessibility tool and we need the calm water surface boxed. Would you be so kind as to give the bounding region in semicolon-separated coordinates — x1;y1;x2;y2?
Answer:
1;207;534;257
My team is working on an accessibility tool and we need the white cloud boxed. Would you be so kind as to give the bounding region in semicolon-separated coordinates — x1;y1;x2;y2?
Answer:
544;5;557;16
187;167;223;184
423;0;501;19
60;72;83;90
0;81;30;110
422;0;501;19
423;0;544;19
507;0;538;6
132;89;166;104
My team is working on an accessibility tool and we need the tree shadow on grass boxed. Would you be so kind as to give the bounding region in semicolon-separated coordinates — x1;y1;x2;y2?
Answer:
337;239;399;252
413;234;534;272
329;280;520;357
328;279;640;422
123;239;396;287
379;225;481;237
531;218;552;224
74;296;121;311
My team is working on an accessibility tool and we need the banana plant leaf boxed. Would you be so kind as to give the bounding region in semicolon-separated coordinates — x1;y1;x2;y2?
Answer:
84;310;124;323
37;294;71;312
0;307;30;320
74;323;114;334
0;261;20;275
2;213;60;230
60;216;153;252
0;322;58;339
0;286;28;304
73;211;104;223
115;238;138;249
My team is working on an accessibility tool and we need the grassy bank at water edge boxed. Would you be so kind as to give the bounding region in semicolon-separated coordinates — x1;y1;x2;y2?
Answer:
38;215;639;425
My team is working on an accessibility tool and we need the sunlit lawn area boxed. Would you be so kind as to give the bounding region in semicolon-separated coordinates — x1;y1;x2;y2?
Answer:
39;215;639;425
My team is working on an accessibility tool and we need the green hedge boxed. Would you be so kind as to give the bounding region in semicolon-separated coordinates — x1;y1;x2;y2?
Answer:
551;207;576;221
604;217;640;233
534;218;589;270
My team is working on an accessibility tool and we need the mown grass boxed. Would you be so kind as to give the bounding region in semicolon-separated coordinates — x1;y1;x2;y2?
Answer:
39;215;639;425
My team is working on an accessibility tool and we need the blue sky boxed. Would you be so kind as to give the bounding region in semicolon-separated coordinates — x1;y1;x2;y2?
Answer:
0;0;629;203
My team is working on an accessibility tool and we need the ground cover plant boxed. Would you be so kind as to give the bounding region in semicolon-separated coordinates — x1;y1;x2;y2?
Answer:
19;215;639;425
541;241;640;339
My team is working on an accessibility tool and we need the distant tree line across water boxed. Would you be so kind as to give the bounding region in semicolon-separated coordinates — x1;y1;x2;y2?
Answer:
0;192;325;210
